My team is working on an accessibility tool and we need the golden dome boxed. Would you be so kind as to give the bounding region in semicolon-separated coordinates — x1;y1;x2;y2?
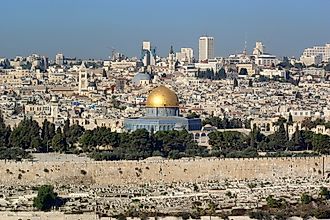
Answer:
146;86;179;107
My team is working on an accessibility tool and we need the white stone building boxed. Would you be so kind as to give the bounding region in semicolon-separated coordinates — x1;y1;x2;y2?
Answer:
199;36;214;62
302;43;330;62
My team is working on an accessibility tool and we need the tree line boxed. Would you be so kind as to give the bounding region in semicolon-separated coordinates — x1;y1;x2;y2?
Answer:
208;117;330;157
0;114;85;159
0;114;207;160
202;116;248;129
0;112;329;160
196;68;227;80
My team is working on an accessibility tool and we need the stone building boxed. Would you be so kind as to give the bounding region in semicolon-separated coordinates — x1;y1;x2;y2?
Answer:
124;86;201;132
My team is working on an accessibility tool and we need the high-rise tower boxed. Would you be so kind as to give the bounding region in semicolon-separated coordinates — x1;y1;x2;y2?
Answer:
199;36;214;62
141;41;156;66
55;53;64;66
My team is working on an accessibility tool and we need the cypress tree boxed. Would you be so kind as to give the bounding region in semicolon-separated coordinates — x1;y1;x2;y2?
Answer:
233;78;239;88
63;119;70;137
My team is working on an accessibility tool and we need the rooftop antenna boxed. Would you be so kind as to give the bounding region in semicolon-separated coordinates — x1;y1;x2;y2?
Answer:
111;47;116;60
106;46;116;60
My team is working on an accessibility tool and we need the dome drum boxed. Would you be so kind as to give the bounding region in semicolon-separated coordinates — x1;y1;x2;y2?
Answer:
146;106;179;117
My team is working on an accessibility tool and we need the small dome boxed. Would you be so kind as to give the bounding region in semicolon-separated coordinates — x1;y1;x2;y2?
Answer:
202;124;217;131
146;86;179;107
50;95;58;103
132;72;151;85
174;123;184;131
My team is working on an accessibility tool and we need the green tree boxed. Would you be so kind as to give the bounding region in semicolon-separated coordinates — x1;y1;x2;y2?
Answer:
40;119;56;152
266;195;285;208
41;119;48;140
119;129;153;159
208;131;248;152
248;79;253;87
0;112;11;148
249;211;272;220
300;130;314;150
288;113;293;125
33;185;59;211
233;78;239;88
49;123;56;139
0;112;29;160
319;187;330;200
52;128;68;153
186;112;200;119
312;134;330;154
102;69;107;78
290;126;305;150
301;117;315;130
88;128;207;161
249;125;265;149
264;119;288;151
300;193;312;204
168;149;181;159
266;195;277;208
63;119;70;138
10;117;41;150
66;124;85;146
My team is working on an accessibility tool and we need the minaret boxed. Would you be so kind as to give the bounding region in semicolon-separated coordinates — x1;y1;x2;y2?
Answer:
50;95;59;119
168;46;175;73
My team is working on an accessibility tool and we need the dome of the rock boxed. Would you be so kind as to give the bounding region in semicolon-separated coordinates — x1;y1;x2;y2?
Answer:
146;86;179;107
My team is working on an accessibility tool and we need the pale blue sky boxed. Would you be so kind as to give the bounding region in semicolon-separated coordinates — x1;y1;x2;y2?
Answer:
1;0;329;59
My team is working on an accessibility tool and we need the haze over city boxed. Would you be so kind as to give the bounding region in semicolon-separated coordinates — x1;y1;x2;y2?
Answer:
1;0;330;59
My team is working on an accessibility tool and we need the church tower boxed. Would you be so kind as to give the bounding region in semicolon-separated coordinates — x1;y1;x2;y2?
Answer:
78;62;88;94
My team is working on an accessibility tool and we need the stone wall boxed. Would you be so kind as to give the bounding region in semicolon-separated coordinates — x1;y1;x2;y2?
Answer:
0;212;234;220
0;156;328;186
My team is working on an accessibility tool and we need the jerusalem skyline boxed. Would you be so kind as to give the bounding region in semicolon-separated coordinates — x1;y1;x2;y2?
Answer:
1;0;330;219
1;0;330;59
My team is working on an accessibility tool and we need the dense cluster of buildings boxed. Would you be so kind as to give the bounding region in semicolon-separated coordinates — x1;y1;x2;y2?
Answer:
0;37;329;140
301;43;330;64
0;37;330;219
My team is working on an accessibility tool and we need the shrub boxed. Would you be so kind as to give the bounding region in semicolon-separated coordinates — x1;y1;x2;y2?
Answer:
319;187;330;199
33;185;60;211
301;193;312;204
249;211;272;220
266;195;285;208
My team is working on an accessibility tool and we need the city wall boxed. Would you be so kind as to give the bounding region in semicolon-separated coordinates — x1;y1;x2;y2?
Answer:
0;156;329;186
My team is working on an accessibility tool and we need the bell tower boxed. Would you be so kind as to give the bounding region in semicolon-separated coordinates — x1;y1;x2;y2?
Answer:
78;62;88;94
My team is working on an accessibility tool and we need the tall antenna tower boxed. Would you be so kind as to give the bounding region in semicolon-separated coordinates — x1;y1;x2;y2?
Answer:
243;32;248;55
111;47;116;61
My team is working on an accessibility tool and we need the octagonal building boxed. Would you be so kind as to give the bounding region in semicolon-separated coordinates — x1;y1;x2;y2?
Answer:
124;86;201;132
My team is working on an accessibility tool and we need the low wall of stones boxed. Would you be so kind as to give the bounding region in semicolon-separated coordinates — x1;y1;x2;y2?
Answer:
0;156;329;186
